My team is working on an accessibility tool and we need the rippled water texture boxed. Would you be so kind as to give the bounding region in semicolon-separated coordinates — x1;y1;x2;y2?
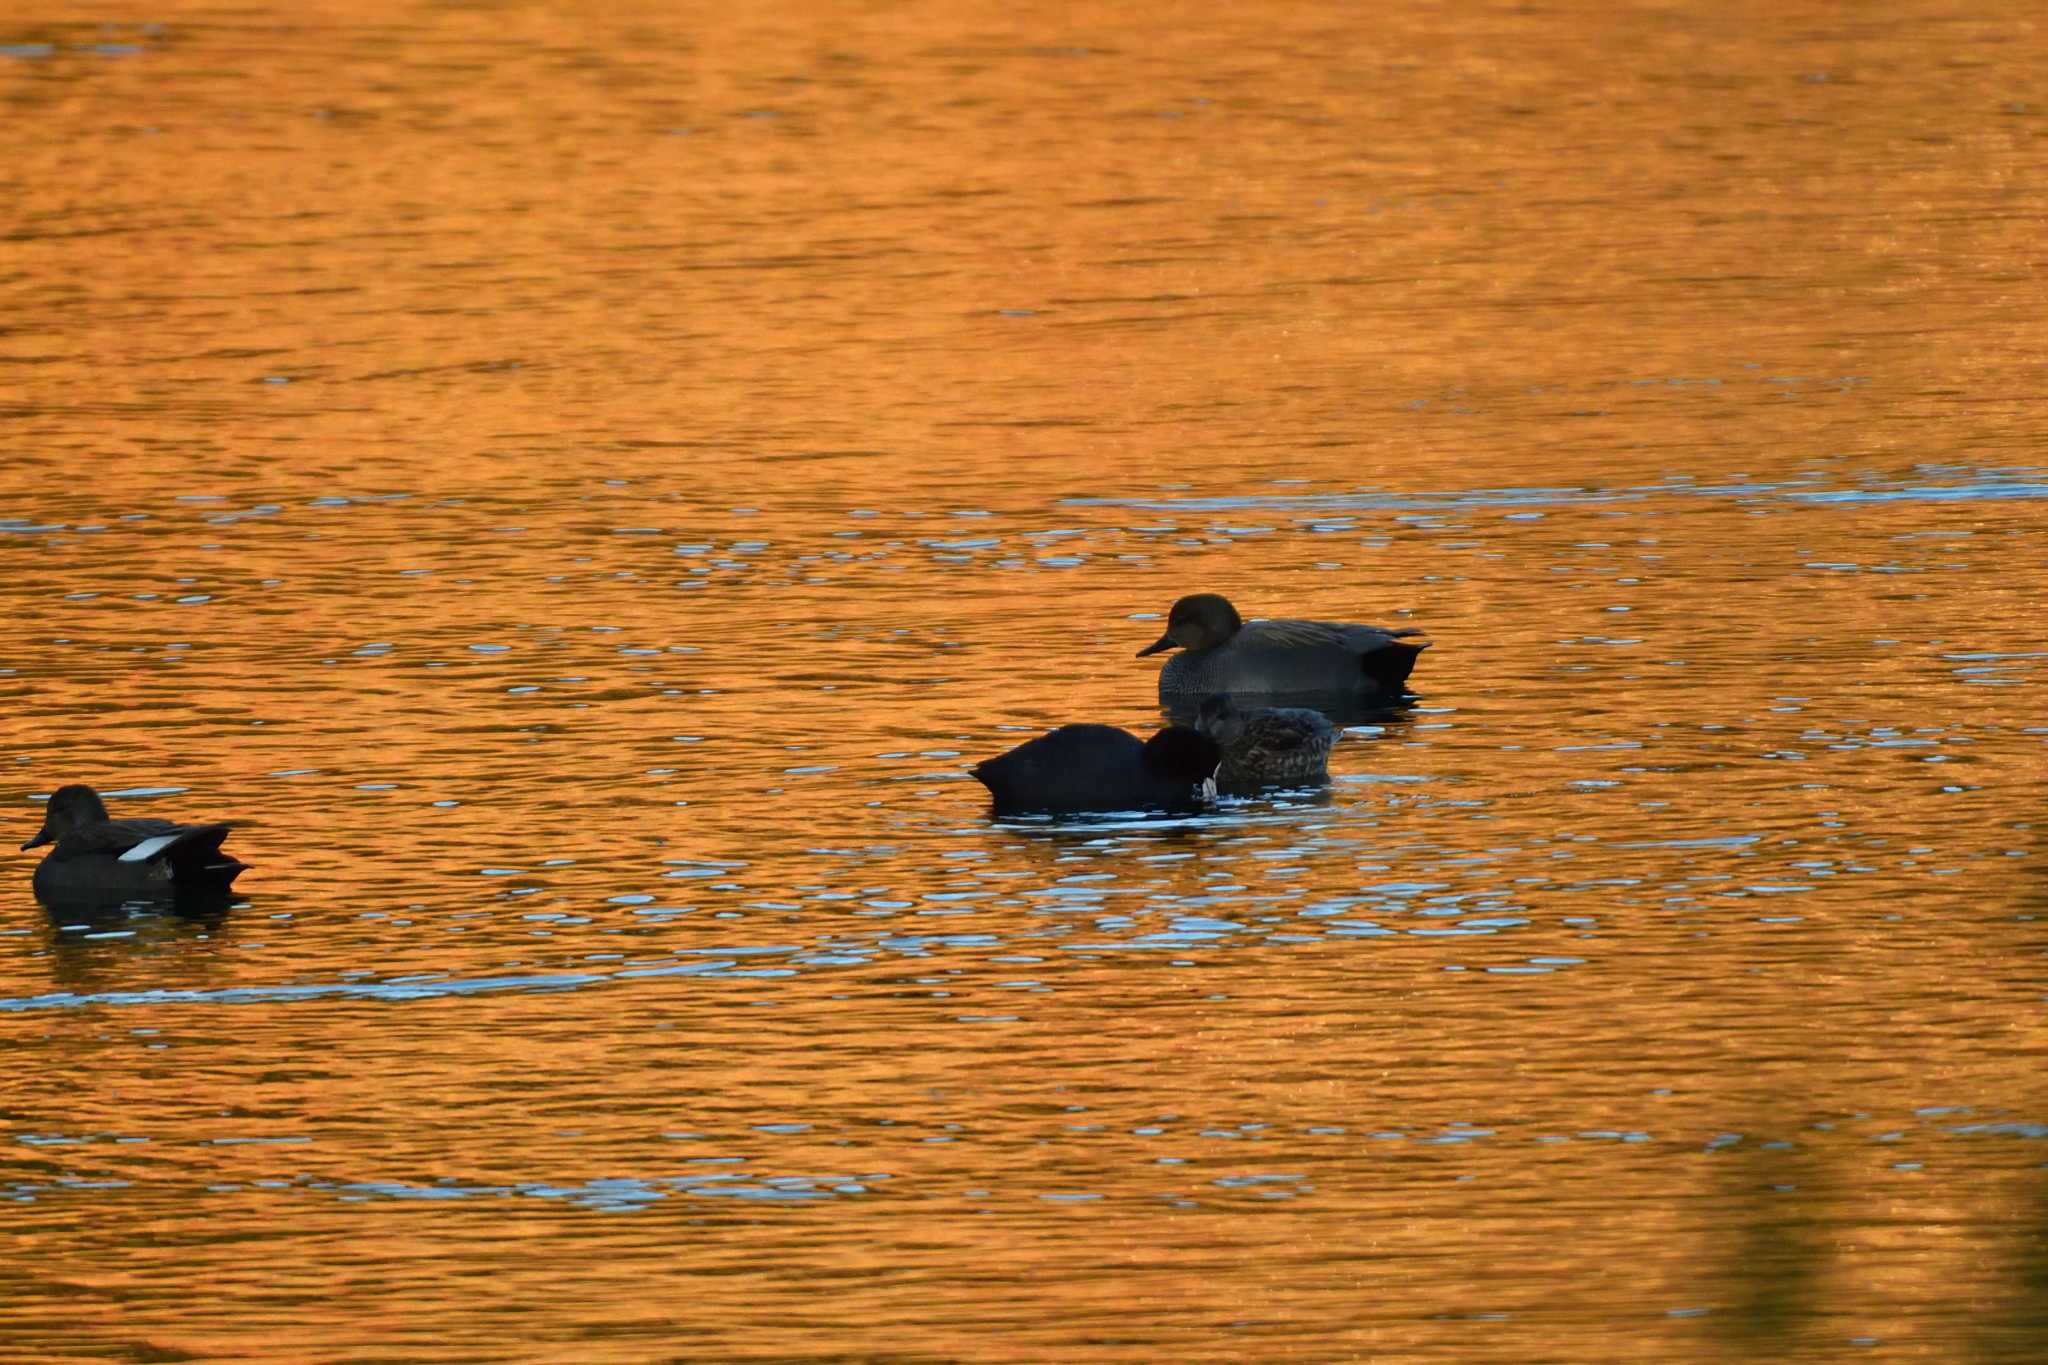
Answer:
4;2;2047;1359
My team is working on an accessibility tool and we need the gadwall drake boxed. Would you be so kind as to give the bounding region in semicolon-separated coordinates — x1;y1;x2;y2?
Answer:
1137;593;1427;700
971;724;1221;815
21;784;248;902
1197;695;1337;791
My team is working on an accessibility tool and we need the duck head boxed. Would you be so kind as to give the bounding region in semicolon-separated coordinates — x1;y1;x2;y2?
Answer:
1195;694;1249;748
1140;725;1222;785
22;784;110;850
1136;593;1243;657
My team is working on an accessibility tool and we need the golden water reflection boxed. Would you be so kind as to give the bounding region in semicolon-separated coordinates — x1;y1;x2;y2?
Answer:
3;1;2046;1359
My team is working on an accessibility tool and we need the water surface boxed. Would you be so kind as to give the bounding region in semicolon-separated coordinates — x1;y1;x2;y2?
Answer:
3;2;2046;1360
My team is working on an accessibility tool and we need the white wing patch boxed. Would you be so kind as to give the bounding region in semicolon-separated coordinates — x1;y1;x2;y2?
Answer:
118;834;182;863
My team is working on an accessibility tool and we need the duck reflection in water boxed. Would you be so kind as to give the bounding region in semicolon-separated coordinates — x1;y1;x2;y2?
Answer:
41;891;235;941
970;724;1221;816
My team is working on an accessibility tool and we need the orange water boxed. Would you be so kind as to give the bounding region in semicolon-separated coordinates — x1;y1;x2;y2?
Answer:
4;2;2047;1359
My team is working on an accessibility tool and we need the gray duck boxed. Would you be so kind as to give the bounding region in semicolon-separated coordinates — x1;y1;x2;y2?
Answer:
1137;592;1428;701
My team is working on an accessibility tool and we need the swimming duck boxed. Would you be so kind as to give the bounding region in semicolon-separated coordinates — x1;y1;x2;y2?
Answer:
1197;695;1337;790
20;784;248;902
1137;593;1427;700
971;724;1221;815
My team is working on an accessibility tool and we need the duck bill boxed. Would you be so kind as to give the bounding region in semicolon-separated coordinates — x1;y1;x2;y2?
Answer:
1136;631;1177;658
20;821;53;851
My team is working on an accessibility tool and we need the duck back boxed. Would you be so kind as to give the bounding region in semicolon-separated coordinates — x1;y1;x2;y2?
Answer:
1212;706;1338;790
1159;618;1427;698
973;724;1214;814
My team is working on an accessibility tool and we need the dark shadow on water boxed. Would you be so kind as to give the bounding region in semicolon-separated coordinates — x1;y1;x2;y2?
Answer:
37;887;240;934
29;888;247;996
1159;689;1423;730
1704;1135;1834;1357
37;887;237;961
1973;1170;2048;1364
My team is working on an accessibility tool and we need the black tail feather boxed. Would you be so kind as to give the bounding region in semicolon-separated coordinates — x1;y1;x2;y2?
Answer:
1363;639;1429;693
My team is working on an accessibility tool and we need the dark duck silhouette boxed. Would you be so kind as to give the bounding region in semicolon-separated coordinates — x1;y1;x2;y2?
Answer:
21;784;248;903
1137;593;1427;701
971;724;1221;815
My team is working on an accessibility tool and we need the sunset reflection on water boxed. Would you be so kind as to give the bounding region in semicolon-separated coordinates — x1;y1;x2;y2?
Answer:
3;1;2046;1359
